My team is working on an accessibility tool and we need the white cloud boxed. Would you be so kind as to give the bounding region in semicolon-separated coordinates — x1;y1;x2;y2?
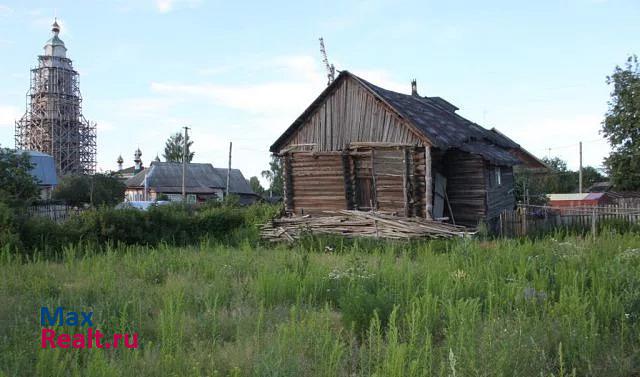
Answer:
351;68;408;93
96;54;407;183
96;120;114;132
155;0;202;13
0;4;12;15
0;105;20;129
28;9;71;37
150;55;326;116
506;114;610;170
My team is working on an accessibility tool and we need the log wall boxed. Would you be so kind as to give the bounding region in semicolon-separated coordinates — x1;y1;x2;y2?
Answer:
289;152;346;215
285;147;427;217
278;77;425;152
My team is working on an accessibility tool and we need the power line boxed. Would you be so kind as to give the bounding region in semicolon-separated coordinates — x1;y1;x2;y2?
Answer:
532;137;609;154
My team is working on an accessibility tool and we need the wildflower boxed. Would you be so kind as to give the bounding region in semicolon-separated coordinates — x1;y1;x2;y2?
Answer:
452;269;467;280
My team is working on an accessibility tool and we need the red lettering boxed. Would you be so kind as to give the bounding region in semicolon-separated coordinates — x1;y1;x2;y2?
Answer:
72;333;86;348
124;333;138;349
94;329;104;348
57;333;71;348
41;328;56;348
113;333;122;348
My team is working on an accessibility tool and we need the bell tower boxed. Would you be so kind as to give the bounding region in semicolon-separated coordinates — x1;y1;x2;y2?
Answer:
15;19;97;175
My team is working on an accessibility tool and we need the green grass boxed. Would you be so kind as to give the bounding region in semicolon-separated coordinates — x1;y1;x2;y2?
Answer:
1;233;639;376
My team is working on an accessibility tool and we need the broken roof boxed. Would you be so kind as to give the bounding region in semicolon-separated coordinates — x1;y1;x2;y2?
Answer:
271;71;532;166
126;162;255;195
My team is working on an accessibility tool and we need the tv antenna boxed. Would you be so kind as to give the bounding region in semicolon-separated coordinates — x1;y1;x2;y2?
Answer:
319;37;335;86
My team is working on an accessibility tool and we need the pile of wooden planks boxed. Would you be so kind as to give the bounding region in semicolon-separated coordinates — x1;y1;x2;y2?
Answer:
260;210;473;242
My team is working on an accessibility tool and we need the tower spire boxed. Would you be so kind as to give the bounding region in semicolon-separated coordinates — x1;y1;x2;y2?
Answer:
15;19;97;175
52;18;60;35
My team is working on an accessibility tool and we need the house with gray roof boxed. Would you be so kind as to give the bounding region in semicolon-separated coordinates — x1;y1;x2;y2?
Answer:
125;162;258;204
270;71;547;226
17;150;58;200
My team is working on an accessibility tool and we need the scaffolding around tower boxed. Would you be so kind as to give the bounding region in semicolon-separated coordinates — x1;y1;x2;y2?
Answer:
15;20;96;175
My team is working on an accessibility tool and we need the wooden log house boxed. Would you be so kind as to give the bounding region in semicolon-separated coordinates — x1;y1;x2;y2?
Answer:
270;71;546;226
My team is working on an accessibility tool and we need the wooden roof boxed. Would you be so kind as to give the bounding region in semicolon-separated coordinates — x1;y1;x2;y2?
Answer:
271;71;534;166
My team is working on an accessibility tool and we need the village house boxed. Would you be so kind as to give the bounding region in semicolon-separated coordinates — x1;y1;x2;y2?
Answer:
14;150;58;200
125;161;258;204
270;71;546;227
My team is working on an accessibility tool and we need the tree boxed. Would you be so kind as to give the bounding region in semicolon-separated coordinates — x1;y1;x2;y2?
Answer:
261;156;283;196
53;174;125;206
514;156;607;204
0;147;38;206
248;176;265;195
163;132;194;163
602;55;640;190
541;157;578;194
581;166;606;191
514;169;550;205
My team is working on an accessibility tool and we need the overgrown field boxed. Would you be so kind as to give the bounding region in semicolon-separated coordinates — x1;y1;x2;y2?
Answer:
1;233;639;376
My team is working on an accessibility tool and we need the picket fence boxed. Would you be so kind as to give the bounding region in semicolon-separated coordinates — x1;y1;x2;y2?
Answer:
498;204;640;237
26;204;86;223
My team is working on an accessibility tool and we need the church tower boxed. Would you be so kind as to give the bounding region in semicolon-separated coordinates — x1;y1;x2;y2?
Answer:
15;19;97;175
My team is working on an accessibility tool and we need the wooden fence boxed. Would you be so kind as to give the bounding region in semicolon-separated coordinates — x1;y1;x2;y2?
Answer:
498;204;640;237
25;204;86;223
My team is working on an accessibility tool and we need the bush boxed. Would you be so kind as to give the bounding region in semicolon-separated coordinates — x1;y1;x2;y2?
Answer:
52;174;125;206
339;285;395;337
12;203;282;255
0;202;21;251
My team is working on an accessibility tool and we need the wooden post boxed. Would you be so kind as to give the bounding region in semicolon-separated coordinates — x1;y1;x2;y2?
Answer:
402;147;409;217
283;154;294;214
182;126;190;201
579;141;583;194
522;206;528;236
341;150;353;210
424;146;433;219
591;207;597;239
371;149;378;210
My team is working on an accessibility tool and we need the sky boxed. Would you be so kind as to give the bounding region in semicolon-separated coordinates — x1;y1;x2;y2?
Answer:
0;0;638;185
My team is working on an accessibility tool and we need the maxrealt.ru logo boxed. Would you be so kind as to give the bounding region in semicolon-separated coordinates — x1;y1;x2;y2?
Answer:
40;307;138;349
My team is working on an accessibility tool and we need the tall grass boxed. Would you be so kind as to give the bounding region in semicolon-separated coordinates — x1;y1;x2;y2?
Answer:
0;233;639;376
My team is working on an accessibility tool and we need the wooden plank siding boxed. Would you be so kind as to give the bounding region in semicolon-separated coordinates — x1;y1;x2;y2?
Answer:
444;150;487;226
277;76;426;152
485;163;516;220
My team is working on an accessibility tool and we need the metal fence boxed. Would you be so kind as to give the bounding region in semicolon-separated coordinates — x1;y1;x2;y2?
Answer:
498;204;640;237
25;204;86;223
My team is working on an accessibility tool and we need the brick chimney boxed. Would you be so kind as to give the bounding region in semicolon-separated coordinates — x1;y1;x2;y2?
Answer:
411;79;418;96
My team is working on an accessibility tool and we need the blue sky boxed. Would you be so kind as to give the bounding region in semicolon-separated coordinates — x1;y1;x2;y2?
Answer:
0;0;638;184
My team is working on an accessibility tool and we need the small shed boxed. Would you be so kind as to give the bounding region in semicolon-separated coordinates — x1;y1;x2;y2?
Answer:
270;71;546;227
547;193;613;211
125;162;258;204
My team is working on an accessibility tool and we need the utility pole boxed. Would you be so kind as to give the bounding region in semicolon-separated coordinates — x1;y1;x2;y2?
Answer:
579;141;583;194
226;141;232;198
182;126;190;201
